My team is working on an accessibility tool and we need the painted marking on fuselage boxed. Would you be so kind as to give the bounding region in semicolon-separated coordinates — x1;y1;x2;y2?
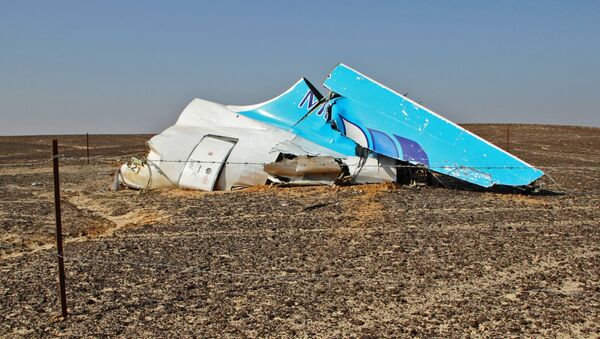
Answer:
301;89;428;165
368;128;399;158
299;90;329;120
394;135;429;166
299;90;319;110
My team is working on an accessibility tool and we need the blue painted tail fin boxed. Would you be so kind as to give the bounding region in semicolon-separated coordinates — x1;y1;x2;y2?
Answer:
323;63;544;187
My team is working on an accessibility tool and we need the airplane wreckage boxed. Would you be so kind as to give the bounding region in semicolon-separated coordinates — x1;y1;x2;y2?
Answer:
116;64;544;192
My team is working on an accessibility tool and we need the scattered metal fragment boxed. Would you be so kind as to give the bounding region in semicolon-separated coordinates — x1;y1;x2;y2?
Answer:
301;202;333;212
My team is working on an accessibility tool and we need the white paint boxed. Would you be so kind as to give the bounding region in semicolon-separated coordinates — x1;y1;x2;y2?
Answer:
118;78;403;191
345;156;397;183
178;136;236;191
342;118;369;148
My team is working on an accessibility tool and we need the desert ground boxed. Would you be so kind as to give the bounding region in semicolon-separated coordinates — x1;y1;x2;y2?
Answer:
1;124;599;337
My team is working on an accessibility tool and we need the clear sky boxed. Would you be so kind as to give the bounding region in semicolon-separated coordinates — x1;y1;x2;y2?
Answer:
1;0;599;135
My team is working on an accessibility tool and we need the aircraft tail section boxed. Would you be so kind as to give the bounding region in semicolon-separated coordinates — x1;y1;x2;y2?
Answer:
323;63;544;187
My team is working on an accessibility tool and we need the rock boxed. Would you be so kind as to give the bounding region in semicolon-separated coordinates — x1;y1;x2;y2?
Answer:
351;319;365;326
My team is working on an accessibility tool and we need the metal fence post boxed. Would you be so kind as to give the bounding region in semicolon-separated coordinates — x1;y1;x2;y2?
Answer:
86;133;90;165
52;139;68;318
506;125;510;152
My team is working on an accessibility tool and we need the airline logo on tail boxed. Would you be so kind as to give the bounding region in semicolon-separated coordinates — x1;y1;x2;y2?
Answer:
298;90;329;120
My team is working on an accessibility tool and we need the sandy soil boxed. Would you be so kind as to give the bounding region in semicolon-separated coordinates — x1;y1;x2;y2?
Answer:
1;125;599;337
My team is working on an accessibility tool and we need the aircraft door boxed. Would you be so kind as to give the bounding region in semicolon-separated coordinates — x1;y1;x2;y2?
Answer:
178;136;236;191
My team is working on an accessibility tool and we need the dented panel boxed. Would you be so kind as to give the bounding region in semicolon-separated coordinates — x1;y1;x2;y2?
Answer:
178;136;236;190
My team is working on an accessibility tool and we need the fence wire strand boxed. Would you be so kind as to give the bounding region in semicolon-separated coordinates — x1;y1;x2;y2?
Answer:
5;154;600;194
3;155;600;170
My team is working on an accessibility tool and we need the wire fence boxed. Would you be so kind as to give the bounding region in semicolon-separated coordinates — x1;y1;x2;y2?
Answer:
3;138;600;320
4;154;600;196
2;154;600;170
